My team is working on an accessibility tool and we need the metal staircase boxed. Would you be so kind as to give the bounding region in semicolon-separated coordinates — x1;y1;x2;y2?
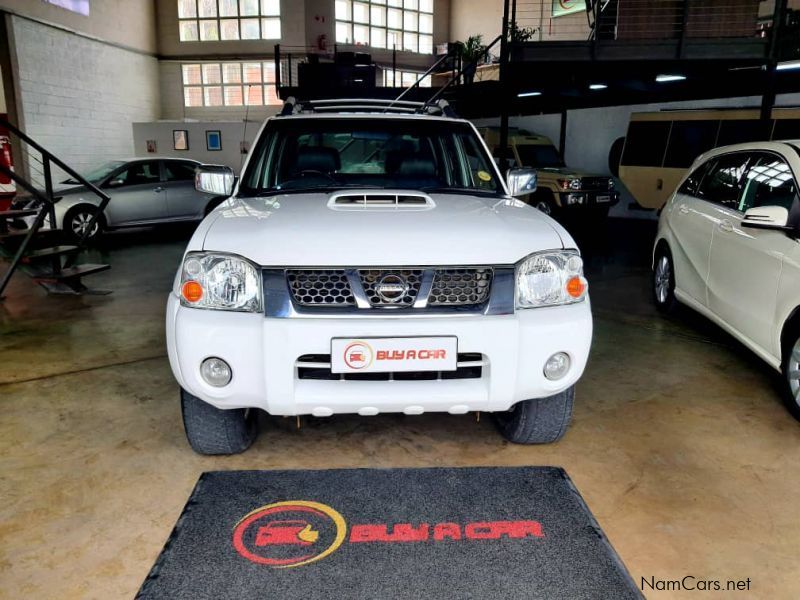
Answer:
0;117;111;298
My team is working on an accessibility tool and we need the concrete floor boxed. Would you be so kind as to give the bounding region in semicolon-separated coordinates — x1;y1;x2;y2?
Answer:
1;219;799;599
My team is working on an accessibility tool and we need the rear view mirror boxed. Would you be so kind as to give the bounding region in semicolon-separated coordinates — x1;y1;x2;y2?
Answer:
196;165;235;196
506;168;537;197
741;205;790;231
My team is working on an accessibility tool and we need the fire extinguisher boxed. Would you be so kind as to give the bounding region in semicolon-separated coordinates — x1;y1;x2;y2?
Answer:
0;133;15;210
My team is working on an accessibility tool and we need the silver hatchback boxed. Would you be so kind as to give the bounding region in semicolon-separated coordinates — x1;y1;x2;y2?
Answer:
36;158;225;241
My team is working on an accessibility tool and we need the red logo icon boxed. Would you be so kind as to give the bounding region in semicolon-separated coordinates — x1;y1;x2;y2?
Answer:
344;341;373;370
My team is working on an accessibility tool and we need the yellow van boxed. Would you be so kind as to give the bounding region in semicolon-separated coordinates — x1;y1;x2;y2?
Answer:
479;127;618;217
619;107;800;210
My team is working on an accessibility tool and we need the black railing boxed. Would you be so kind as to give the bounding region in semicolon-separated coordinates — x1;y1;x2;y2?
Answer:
0;117;111;297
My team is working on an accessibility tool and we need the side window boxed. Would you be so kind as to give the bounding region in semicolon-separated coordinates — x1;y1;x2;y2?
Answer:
164;161;197;182
678;160;712;196
739;153;798;213
663;120;719;169
621;121;671;167
459;134;498;191
696;154;749;209
115;161;160;187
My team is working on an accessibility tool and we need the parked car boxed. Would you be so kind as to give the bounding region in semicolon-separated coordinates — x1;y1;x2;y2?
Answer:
479;126;618;217
652;141;800;418
13;158;226;241
166;99;593;455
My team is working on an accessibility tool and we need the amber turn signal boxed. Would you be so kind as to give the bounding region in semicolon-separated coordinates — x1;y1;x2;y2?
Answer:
566;276;587;299
182;280;204;303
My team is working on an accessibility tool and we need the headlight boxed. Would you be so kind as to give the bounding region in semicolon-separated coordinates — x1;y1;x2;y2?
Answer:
516;250;588;309
179;252;262;312
558;178;582;191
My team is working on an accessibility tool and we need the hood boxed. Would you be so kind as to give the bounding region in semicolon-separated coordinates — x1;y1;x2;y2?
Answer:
200;192;566;266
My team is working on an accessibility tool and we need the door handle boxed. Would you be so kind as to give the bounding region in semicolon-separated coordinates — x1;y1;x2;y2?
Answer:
718;219;734;233
678;205;689;215
154;186;164;193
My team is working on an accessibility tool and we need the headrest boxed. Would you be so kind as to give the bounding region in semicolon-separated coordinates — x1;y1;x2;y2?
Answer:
396;155;436;178
295;146;341;174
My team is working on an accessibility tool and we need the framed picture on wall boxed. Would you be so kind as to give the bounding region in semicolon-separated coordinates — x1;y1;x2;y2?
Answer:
206;130;222;151
173;130;189;151
145;140;157;153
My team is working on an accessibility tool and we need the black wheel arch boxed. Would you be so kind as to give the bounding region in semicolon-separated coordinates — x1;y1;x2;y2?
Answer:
780;306;800;364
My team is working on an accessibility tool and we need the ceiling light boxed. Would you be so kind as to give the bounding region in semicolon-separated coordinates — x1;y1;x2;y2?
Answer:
776;61;800;71
517;91;542;98
656;74;686;83
589;83;607;90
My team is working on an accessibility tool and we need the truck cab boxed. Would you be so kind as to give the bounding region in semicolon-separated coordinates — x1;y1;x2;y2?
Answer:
479;127;618;218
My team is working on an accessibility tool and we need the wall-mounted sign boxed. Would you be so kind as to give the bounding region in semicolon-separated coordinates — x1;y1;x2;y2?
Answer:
552;0;586;18
206;130;222;151
173;130;189;151
146;140;157;153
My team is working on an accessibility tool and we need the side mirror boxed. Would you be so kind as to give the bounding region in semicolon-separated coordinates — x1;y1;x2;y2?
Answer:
741;205;790;231
506;168;537;197
196;164;235;196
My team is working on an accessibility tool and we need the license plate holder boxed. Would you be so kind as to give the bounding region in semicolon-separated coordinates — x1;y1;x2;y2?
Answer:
596;195;611;203
331;337;458;374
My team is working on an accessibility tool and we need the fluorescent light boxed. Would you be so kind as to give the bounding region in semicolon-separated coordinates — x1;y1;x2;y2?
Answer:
777;61;800;71
589;83;607;90
517;91;542;98
656;74;686;83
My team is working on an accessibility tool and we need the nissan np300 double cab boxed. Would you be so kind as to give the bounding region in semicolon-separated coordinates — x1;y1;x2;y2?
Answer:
166;98;593;454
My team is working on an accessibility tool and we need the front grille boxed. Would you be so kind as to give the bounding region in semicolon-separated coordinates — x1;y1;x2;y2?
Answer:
580;177;611;191
360;269;423;307
287;270;355;306
296;352;485;381
284;267;494;310
429;269;492;306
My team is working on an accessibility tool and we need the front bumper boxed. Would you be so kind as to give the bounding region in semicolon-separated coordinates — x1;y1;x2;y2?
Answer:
557;190;619;209
166;293;593;416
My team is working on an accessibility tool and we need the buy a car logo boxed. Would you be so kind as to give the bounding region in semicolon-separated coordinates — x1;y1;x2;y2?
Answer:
344;341;373;370
232;501;347;568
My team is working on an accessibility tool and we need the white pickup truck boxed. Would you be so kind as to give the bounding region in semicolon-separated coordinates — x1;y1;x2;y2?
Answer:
166;99;593;454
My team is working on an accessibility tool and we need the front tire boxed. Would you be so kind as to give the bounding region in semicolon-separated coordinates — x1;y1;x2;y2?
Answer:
494;386;574;444
782;328;800;421
180;388;258;455
65;206;104;243
653;245;677;313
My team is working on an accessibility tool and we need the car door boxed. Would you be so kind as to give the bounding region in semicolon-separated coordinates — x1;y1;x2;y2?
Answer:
707;151;799;352
163;160;205;220
103;160;167;225
667;156;742;305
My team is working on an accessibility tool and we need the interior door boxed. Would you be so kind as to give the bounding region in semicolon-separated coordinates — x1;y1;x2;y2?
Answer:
103;160;166;225
163;160;205;219
707;152;799;351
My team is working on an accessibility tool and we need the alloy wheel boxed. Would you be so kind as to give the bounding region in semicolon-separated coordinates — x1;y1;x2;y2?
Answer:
788;338;800;405
654;255;671;304
71;212;99;237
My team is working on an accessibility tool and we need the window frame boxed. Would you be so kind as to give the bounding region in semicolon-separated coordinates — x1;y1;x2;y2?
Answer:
181;61;278;108
334;0;434;54
694;152;752;211
177;0;281;42
737;151;800;215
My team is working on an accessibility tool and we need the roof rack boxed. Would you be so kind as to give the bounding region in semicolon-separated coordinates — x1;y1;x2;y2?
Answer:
279;97;458;118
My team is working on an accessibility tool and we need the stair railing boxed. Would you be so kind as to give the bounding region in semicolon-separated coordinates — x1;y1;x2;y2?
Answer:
0;117;112;296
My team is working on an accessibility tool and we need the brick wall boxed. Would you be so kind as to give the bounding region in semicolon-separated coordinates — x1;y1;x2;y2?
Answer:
9;16;159;184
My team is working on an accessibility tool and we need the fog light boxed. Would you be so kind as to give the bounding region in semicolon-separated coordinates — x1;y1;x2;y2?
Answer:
200;357;232;387
544;352;570;380
566;193;585;205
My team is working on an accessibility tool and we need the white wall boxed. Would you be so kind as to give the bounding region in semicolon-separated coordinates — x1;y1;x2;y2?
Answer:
132;121;263;173
9;16;160;183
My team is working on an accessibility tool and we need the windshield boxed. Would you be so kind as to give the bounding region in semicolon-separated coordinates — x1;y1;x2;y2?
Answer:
240;118;501;196
515;144;565;169
69;160;126;184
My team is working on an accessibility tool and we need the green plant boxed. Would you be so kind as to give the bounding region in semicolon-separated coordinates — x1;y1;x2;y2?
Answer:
510;21;537;43
458;34;486;64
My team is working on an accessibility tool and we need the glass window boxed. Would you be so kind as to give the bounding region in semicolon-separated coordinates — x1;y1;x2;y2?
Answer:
116;162;161;187
697;153;750;209
241;119;500;195
663;120;719;169
739;154;798;212
178;0;281;41
678;160;712;196
515;145;565;169
621;121;671;168
717;119;772;146
165;161;197;182
183;61;280;107
772;119;800;141
335;0;434;54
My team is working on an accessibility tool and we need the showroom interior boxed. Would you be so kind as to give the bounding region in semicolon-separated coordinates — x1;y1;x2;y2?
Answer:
1;0;800;598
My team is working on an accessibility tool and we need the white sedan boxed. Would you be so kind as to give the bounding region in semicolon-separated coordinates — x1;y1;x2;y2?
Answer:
653;141;800;418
